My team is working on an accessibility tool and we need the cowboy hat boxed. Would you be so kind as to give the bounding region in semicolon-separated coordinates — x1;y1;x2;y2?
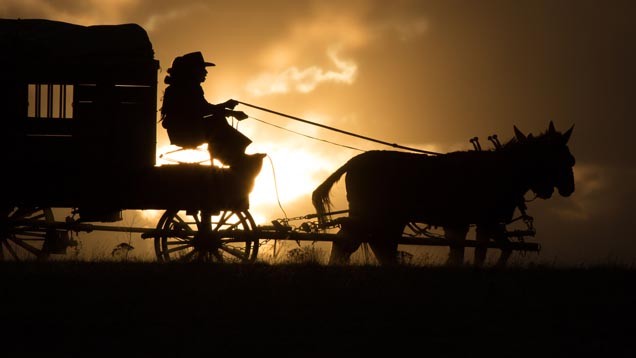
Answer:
170;51;215;71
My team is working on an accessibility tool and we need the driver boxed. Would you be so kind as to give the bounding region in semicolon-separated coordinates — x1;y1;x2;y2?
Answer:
160;51;265;178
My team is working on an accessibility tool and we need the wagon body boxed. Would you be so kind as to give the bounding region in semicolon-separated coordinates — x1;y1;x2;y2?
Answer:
0;19;250;220
5;164;250;217
0;19;157;171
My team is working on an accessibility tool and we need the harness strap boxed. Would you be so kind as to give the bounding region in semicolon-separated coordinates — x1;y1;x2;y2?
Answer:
237;101;441;155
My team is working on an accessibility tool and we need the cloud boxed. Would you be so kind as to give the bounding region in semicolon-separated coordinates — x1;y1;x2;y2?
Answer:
243;11;369;97
142;4;207;33
243;5;428;97
550;164;604;220
384;16;429;42
1;0;139;25
246;47;357;96
548;163;635;222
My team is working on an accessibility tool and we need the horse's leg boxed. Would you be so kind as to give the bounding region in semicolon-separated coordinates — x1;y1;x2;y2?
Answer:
368;241;398;266
494;233;512;268
445;225;469;266
328;220;362;265
368;224;402;266
482;224;512;267
496;249;512;268
474;225;491;268
329;238;360;265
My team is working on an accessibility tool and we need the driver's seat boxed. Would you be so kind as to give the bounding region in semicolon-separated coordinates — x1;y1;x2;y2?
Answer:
160;128;211;164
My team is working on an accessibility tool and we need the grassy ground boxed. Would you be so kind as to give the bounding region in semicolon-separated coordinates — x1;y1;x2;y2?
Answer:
1;261;635;357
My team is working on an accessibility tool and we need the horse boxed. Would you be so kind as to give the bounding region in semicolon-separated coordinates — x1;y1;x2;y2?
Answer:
312;122;575;266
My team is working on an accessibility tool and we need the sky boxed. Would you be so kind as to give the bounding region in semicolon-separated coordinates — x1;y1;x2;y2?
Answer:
2;0;635;265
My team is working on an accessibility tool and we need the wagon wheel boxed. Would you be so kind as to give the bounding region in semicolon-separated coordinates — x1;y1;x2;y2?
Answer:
1;207;57;261
154;209;259;263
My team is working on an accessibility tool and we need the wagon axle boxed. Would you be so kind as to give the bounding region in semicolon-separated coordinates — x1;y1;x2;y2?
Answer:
190;231;224;252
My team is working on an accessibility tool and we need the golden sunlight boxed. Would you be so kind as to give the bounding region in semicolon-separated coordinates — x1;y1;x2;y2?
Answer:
249;146;330;207
156;144;213;166
155;141;335;226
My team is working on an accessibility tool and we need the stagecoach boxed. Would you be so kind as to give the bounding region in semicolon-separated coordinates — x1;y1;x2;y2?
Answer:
0;19;540;263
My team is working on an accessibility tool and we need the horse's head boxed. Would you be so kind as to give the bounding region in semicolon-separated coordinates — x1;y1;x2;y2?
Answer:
512;121;575;199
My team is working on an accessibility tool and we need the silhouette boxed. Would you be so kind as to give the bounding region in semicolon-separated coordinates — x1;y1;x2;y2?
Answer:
160;51;265;178
1;19;261;262
312;122;575;266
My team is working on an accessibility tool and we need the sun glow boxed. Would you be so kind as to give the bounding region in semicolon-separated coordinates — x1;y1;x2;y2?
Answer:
154;141;335;226
156;144;215;166
249;142;338;221
250;149;324;206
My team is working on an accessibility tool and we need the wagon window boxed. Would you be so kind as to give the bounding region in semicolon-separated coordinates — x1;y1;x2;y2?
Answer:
27;84;74;119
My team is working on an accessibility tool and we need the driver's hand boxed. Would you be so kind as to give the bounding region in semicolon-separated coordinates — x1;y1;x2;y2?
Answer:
233;111;248;121
225;99;239;109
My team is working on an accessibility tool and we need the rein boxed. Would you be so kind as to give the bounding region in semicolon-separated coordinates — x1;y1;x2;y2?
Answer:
237;101;441;155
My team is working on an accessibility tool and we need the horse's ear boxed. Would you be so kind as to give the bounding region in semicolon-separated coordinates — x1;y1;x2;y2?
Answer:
514;126;527;141
548;121;556;134
563;124;574;143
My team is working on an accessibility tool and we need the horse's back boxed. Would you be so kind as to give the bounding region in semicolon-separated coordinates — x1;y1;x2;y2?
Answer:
344;151;440;218
344;150;516;226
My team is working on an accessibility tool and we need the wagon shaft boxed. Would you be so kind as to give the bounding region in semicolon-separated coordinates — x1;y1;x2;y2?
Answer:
8;217;540;251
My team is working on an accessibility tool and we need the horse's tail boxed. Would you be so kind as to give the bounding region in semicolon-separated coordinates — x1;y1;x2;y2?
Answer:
312;161;350;228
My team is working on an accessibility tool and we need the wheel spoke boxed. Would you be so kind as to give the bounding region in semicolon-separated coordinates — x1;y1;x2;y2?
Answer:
223;220;242;231
212;250;224;262
165;243;194;255
179;250;197;262
212;211;232;231
3;239;20;260
29;213;46;221
7;237;43;257
154;209;258;263
165;240;193;246
2;207;58;261
219;245;247;260
13;233;47;240
174;215;195;233
11;208;33;219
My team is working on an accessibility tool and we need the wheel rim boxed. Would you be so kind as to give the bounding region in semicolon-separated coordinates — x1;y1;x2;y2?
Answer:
1;207;55;261
154;210;259;263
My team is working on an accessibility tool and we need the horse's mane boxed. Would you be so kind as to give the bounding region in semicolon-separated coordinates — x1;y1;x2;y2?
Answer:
501;129;563;151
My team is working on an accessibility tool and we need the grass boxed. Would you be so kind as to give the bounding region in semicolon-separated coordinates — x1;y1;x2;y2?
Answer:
1;260;635;356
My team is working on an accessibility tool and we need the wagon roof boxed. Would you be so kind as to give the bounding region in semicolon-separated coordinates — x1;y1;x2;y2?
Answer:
0;18;154;64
